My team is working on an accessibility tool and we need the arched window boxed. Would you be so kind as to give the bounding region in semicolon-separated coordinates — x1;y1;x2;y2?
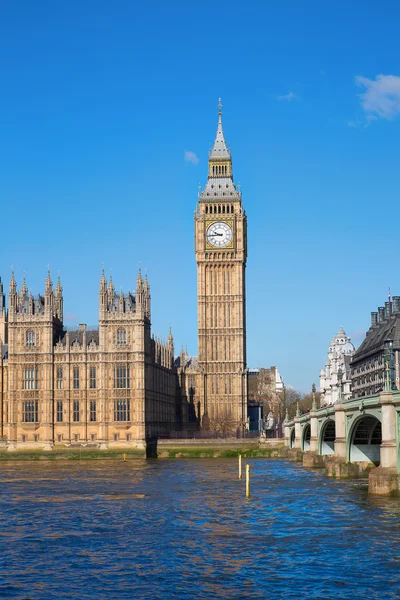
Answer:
117;328;126;345
231;204;234;213
222;205;225;213
218;205;221;214
26;330;35;348
205;205;208;214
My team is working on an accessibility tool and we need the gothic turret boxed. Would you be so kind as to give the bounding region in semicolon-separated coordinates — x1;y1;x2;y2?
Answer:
99;268;107;316
54;273;63;322
0;277;6;344
44;269;53;314
8;270;17;314
0;277;5;317
20;277;28;299
143;273;151;319
107;272;114;306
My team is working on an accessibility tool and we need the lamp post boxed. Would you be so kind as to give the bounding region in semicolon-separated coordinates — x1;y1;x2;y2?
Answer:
383;340;393;392
312;383;317;410
337;367;343;403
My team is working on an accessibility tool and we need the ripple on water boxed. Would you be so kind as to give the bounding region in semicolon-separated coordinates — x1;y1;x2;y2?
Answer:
0;459;399;599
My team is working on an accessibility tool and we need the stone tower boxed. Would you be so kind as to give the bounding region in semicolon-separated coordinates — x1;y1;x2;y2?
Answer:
195;100;247;432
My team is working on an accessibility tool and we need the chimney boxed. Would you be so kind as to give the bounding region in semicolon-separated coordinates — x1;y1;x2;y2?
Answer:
371;312;378;326
378;307;385;322
385;301;392;319
393;296;400;314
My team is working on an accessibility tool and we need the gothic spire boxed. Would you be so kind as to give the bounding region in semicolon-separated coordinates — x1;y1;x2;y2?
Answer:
0;276;4;315
9;269;16;294
100;267;107;292
21;276;28;297
210;98;230;159
45;268;53;293
56;272;63;296
200;99;240;201
108;272;114;293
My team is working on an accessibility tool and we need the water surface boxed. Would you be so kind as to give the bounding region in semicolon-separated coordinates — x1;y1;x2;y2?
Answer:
0;459;399;599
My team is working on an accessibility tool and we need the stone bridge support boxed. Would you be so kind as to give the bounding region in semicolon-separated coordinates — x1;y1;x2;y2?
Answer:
303;408;325;468
369;391;400;496
325;403;365;479
294;416;302;449
287;415;304;462
333;403;346;459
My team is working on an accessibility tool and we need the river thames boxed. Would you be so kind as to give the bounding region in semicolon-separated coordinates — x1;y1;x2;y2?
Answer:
0;458;399;599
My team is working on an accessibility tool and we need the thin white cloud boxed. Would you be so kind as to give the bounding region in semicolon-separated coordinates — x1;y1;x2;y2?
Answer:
277;92;295;102
184;150;199;165
356;74;400;121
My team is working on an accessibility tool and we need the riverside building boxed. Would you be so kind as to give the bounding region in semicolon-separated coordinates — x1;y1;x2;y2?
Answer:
0;271;178;450
0;101;249;448
351;296;400;398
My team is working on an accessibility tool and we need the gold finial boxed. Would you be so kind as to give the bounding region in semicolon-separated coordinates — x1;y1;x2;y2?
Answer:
218;98;223;115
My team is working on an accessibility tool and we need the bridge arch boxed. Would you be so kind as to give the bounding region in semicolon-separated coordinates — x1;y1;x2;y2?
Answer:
348;414;382;465
319;419;335;455
289;428;295;449
302;423;311;451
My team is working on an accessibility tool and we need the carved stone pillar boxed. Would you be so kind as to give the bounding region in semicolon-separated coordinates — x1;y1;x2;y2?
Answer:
333;403;346;458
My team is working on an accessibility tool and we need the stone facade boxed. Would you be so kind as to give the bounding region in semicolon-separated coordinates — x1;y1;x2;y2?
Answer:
192;102;248;432
351;296;400;398
319;326;355;405
0;270;179;450
0;102;249;446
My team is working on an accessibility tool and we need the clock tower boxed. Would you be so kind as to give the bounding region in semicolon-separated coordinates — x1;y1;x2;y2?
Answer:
195;100;247;433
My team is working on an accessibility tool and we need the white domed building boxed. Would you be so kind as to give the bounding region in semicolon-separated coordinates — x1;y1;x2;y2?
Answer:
319;326;355;405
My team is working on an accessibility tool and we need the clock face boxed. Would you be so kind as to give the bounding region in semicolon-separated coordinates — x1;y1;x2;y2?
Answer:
207;221;233;247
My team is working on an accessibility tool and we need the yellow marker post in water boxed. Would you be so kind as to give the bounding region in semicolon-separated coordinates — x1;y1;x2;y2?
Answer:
246;464;250;498
238;454;242;480
122;453;127;462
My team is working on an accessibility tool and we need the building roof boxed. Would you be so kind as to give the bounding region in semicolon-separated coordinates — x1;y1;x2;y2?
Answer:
210;113;230;159
58;329;99;346
352;314;400;362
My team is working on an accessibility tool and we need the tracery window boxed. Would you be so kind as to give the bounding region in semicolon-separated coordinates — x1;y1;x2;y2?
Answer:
73;367;80;390
23;367;38;390
26;330;35;348
57;401;63;422
73;401;80;422
117;328;126;345
22;401;38;423
56;367;63;390
114;399;130;422
89;366;96;389
90;401;96;422
114;366;130;389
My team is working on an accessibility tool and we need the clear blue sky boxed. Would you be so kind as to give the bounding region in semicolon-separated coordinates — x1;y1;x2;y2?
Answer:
1;1;400;391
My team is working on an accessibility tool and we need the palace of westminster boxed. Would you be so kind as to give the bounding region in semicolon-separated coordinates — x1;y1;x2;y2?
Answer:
0;102;248;449
1;103;397;450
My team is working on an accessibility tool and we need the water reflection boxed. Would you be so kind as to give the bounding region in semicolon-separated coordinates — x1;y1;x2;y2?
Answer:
0;459;399;599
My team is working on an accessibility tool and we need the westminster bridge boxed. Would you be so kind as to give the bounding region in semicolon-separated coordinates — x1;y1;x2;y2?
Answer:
284;389;400;496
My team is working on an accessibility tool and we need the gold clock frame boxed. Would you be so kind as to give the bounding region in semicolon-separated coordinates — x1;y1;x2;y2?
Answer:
205;219;235;249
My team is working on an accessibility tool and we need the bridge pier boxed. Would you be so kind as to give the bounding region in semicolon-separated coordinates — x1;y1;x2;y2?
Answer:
309;408;318;453
369;391;400;496
333;403;346;458
303;453;325;468
294;415;302;449
325;457;370;479
287;448;303;462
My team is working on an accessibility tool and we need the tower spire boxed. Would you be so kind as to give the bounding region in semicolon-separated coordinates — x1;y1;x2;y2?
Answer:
210;97;230;159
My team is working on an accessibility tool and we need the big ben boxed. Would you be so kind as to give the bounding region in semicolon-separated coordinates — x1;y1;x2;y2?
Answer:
195;100;247;433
